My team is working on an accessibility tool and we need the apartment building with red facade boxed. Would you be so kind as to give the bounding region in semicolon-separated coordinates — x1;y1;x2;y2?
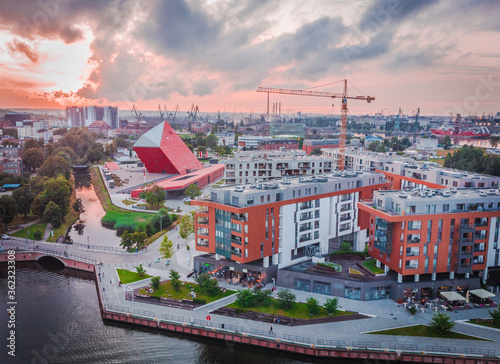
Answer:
358;188;500;300
191;171;388;283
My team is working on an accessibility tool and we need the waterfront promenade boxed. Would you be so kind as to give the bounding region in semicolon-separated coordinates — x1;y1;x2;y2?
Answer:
4;233;500;356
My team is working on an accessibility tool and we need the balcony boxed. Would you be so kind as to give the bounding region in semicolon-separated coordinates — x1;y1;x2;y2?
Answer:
231;213;247;222
231;235;242;245
299;235;312;243
299;224;312;232
226;172;235;178
300;202;313;210
197;218;209;225
340;205;351;212
340;215;351;222
197;239;209;248
231;249;242;257
198;208;209;214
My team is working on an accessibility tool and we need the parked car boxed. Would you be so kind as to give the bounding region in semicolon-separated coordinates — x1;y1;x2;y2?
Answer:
2;234;10;240
183;197;192;203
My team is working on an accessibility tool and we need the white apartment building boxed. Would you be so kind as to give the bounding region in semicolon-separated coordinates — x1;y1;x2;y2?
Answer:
223;151;336;185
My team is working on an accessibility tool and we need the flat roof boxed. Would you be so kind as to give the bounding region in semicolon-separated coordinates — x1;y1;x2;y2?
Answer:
132;164;224;192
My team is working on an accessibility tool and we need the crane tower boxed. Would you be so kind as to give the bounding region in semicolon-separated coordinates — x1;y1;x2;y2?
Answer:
257;80;374;170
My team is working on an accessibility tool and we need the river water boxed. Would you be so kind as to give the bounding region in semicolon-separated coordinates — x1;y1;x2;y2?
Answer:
0;264;325;364
67;171;122;247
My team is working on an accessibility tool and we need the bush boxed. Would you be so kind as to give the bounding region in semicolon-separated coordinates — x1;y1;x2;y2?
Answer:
324;297;339;315
151;276;160;289
33;230;43;239
169;269;181;291
195;273;220;296
253;289;272;307
429;312;455;335
277;289;296;310
306;297;320;316
409;306;417;315
489;306;500;327
236;289;255;308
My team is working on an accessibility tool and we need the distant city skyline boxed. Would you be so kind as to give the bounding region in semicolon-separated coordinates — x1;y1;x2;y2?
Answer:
0;0;499;116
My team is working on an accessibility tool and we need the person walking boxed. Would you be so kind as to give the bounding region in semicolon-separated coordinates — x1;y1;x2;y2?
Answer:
269;326;273;334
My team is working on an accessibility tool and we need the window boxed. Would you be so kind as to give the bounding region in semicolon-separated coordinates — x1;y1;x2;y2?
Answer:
408;221;421;230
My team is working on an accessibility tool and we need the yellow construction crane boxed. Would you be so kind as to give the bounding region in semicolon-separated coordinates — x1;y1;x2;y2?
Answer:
257;79;375;170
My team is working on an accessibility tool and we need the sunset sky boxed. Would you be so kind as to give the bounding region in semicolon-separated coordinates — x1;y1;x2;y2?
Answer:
0;0;499;116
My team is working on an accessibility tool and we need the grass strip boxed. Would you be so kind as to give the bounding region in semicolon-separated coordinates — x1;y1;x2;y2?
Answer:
116;268;153;284
367;324;490;341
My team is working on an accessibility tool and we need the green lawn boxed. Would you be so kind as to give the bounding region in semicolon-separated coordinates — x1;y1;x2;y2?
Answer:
227;298;356;320
139;281;235;304
116;268;153;284
363;259;385;274
11;223;48;240
122;199;137;205
467;319;500;330
368;325;490;341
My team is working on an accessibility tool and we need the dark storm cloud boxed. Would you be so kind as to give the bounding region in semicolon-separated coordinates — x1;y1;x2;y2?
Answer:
7;39;40;63
358;0;439;28
4;0;499;103
136;0;222;56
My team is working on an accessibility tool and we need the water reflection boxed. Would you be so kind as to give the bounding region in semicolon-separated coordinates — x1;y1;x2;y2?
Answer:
69;171;122;247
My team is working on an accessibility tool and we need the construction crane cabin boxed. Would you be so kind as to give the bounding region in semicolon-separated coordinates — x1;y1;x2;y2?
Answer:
257;79;375;170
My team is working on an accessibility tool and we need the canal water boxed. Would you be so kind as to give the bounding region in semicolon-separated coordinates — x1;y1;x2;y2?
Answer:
68;171;122;247
0;264;329;364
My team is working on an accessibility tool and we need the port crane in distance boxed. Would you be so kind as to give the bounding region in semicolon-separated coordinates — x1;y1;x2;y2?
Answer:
257;79;375;170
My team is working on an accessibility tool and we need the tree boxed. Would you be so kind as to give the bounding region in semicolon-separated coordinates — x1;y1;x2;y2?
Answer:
24;138;40;150
38;155;72;179
2;140;18;147
72;198;85;216
442;135;452;150
151;276;161;290
429;312;455;335
131;231;147;249
310;148;322;156
206;134;218;150
42;201;64;228
178;212;195;241
306;297;321;316
298;137;304;149
489;135;500;149
140;184;166;209
0;195;18;226
340;241;353;251
277;289;296;310
120;231;134;250
105;143;117;158
51;147;76;162
151;208;171;232
22;148;45;171
159;234;174;260
86;145;104;164
236;289;255;308
169;269;181;291
253;289;272;307
324;297;339;315
195;272;220;296
32;176;72;217
12;187;35;217
185;184;201;199
136;264;146;277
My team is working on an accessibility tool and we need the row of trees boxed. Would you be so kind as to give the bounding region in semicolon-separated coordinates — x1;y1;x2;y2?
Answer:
443;145;500;177
22;128;124;172
0;175;81;228
366;137;411;153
